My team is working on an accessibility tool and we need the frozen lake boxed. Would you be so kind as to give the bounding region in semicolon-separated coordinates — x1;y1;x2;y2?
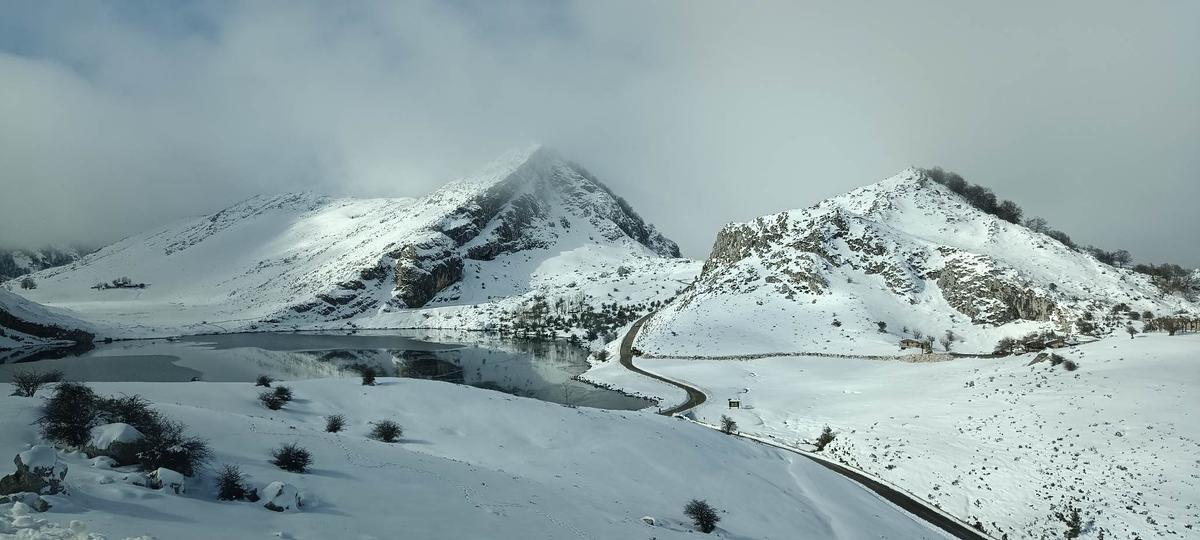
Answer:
0;331;651;410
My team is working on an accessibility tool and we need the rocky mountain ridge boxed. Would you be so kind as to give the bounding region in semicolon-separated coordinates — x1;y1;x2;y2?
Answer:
638;168;1199;355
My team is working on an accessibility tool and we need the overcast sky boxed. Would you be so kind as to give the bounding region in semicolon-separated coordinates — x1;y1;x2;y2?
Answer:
1;1;1197;265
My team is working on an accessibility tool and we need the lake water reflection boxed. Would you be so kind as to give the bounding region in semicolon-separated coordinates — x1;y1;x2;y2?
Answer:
0;331;650;410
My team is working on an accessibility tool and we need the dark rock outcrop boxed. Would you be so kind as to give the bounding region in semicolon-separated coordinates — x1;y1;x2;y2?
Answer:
936;255;1058;325
0;447;67;496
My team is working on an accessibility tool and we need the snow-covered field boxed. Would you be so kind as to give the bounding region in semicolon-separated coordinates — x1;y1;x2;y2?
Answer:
0;377;946;539
594;333;1200;539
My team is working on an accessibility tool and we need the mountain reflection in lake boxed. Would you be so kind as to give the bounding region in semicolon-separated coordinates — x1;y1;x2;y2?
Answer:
0;331;651;410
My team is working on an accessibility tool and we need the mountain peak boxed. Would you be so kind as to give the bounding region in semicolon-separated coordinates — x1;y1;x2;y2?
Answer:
644;169;1199;357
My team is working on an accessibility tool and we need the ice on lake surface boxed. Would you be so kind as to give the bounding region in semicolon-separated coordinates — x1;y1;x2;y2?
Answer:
0;331;651;410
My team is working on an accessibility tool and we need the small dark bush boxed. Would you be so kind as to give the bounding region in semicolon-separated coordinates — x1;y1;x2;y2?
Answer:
255;375;273;387
370;420;403;443
594;349;609;362
1062;359;1079;371
271;443;312;473
259;391;286;410
350;364;377;386
98;394;157;428
38;382;100;447
325;414;346;433
993;337;1018;356
719;415;737;435
216;464;251;501
684;499;721;533
1055;504;1083;538
10;369;63;397
134;417;211;476
272;385;293;401
814;426;836;452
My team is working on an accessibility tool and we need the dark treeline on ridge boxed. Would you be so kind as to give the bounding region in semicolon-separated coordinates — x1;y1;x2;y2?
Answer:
919;167;1195;299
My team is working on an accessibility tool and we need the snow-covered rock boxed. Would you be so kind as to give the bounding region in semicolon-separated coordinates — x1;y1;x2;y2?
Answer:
260;482;302;512
0;446;67;496
0;492;50;512
0;499;111;538
85;423;143;466
639;168;1200;355
88;424;142;450
148;468;184;494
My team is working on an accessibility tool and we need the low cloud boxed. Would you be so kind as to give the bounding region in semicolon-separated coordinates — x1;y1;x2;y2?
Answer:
1;1;1197;265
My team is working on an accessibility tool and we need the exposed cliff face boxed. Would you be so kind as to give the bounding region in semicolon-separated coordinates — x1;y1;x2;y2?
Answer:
637;169;1199;355
378;146;681;310
392;239;464;308
935;254;1058;325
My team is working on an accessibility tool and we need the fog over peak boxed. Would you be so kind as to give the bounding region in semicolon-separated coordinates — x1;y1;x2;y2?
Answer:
1;1;1197;266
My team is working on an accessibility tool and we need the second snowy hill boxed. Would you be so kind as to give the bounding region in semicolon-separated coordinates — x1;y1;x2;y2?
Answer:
636;168;1198;356
16;147;699;338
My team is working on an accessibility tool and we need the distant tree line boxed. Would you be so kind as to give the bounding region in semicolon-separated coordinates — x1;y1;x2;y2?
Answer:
920;167;1195;298
91;276;148;290
1131;263;1196;298
506;293;666;342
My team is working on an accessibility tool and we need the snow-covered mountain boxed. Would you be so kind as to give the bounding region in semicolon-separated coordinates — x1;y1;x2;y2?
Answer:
0;246;87;281
15;146;698;337
0;288;92;350
637;168;1199;355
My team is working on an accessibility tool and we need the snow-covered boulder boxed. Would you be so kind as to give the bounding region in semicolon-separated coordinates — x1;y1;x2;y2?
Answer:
0;500;103;537
89;456;118;469
0;446;67;495
261;482;303;512
0;492;50;512
148;468;185;494
85;422;143;466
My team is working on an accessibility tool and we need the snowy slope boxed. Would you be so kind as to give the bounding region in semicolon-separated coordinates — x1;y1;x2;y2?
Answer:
638;169;1199;355
0;377;945;539
0;288;93;349
630;334;1200;539
14;147;697;338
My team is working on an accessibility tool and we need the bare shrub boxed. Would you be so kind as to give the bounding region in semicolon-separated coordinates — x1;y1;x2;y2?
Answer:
719;415;737;435
369;420;403;443
814;426;836;452
684;499;721;533
10;369;63;397
325;414;346;433
271;443;312;473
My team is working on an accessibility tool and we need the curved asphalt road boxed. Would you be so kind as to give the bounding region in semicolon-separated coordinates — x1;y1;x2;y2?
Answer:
619;313;994;540
619;314;705;415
